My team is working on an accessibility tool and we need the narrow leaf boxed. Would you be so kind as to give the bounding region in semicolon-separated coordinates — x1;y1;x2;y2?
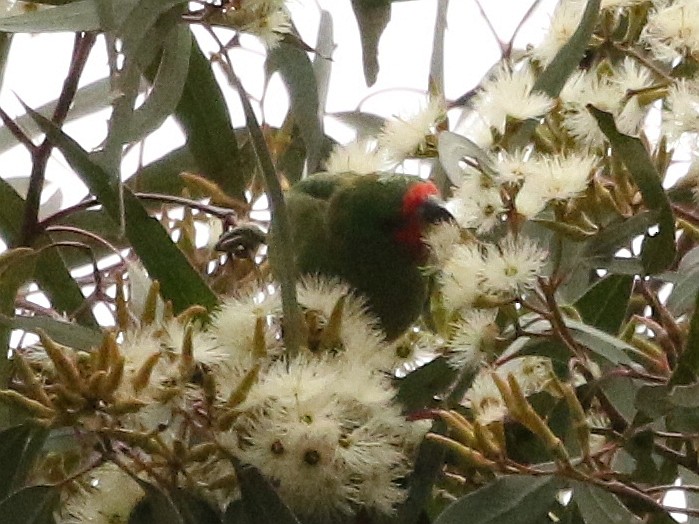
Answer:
571;482;644;524
0;0;137;32
0;485;60;524
127;24;191;142
0;179;97;328
169;38;246;199
0;314;101;351
350;0;391;86
533;0;600;98
434;475;562;524
589;107;676;274
575;275;633;334
510;0;600;147
129;480;184;524
0;425;48;500
26;107;218;313
0;78;113;156
235;462;301;524
670;288;699;385
266;42;324;173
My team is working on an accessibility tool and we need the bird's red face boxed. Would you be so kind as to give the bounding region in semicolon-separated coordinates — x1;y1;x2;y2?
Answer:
394;181;453;261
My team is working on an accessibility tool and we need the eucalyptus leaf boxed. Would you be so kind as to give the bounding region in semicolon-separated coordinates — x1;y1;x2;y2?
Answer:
0;78;114;156
434;475;563;524
266;42;324;173
589;107;676;274
235;462;301;524
129;480;184;524
565;319;638;365
25;106;218;313
350;0;391;86
575;274;633;335
0;0;137;32
670;287;699;385
0;485;60;524
326;111;385;137
127;24;191;142
571;482;644;523
438;131;497;186
0;314;101;351
510;0;600;147
0;425;47;499
168;38;246;200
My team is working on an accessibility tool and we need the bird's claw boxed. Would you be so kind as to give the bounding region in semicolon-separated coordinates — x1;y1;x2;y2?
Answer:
215;225;267;258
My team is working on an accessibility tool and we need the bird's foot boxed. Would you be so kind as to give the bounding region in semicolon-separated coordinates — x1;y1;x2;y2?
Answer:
214;225;267;258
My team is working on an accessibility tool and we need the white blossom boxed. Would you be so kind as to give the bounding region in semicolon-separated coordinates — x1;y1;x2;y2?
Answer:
377;98;445;160
515;153;597;214
663;78;699;140
480;235;548;296
325;139;393;175
446;309;499;369
440;243;486;313
531;0;585;66
471;64;555;133
642;0;699;62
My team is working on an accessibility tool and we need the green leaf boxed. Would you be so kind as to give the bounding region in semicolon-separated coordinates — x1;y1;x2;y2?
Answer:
0;424;48;500
396;423;446;524
26;107;218;313
0;248;37;388
510;0;600;147
396;357;458;411
0;177;97;328
126;146;196;195
350;0;391;86
169;38;246;200
0;78;113;156
0;485;60;524
127;24;191;142
0;0;137;32
668;247;699;315
172;490;222;524
571;482;644;524
326;110;385;138
0;314;101;351
235;462;301;524
438;131;498;185
565;319;638;366
634;384;672;419
433;475;563;524
575;274;633;334
533;0;600;97
129;480;184;524
589;107;676;274
266;42;324;173
670;287;699;385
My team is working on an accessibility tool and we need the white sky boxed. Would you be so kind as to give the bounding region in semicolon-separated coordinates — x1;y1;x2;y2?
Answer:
0;0;559;211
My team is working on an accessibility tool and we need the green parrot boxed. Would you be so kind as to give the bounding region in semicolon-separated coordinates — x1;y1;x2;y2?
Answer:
217;173;453;340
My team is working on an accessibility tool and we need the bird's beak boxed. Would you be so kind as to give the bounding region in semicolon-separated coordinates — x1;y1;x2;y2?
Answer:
419;195;455;225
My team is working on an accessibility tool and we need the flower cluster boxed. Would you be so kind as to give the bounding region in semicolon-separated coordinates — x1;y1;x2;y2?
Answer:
220;0;291;49
10;278;427;523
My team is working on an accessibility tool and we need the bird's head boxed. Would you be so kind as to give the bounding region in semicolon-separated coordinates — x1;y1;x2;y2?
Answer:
394;180;454;262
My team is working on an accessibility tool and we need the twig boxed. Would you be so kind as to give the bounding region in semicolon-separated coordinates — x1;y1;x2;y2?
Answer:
38;193;242;230
19;32;96;246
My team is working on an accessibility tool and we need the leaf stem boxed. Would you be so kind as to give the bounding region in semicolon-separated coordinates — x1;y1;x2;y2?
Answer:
211;38;303;357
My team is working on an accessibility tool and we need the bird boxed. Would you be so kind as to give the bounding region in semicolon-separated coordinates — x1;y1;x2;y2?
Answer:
217;172;454;340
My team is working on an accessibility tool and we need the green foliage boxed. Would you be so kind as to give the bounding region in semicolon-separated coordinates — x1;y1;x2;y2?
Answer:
0;0;698;523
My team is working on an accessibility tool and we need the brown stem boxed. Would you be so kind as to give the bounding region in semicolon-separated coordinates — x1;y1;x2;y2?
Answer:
20;32;96;246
